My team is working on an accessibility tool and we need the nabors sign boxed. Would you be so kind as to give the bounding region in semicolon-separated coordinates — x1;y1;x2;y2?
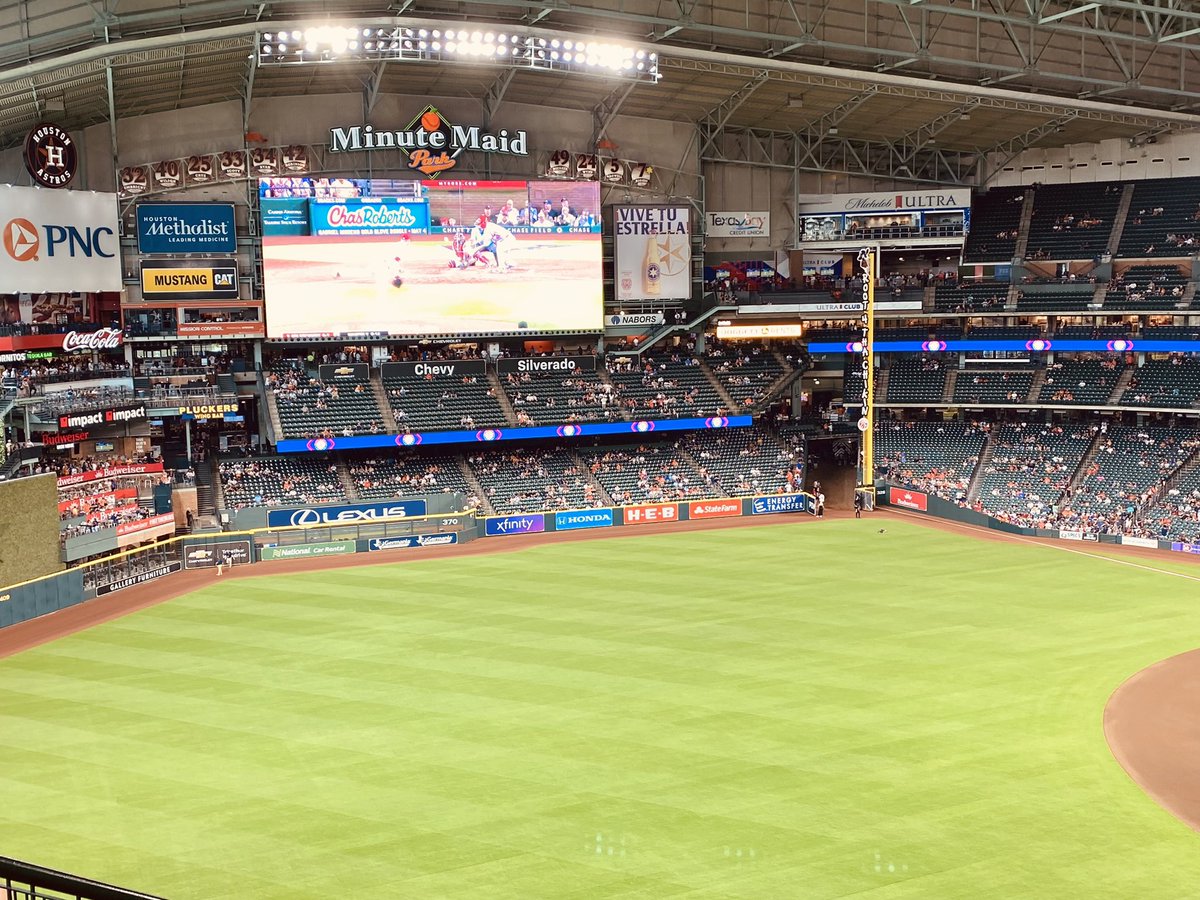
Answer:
328;105;528;176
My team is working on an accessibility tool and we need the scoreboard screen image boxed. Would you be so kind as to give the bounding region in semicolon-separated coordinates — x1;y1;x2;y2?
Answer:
260;177;603;337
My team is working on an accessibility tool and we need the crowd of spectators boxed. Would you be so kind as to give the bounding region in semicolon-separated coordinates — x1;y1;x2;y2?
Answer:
218;458;344;509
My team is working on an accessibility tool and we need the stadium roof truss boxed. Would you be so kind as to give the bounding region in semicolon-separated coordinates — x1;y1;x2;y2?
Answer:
1;0;1200;183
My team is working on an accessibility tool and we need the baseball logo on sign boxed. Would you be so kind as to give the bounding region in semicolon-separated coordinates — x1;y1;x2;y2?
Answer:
24;124;78;188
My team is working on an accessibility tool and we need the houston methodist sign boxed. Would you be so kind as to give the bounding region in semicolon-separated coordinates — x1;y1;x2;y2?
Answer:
0;186;120;292
328;105;528;176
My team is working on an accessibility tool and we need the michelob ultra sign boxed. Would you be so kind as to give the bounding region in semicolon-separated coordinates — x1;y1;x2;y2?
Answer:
613;205;691;302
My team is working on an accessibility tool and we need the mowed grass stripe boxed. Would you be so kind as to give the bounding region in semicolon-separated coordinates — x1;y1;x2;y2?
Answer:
0;520;1198;898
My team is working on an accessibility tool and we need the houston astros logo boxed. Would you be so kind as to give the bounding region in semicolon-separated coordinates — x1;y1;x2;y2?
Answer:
24;123;78;188
3;219;39;261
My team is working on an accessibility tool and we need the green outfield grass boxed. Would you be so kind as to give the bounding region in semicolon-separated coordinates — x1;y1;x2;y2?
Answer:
2;519;1200;898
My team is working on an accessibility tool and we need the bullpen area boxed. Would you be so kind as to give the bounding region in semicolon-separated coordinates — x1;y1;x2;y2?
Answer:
1;517;1199;898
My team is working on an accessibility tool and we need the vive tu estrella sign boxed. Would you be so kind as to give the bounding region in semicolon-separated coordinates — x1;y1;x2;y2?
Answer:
328;106;528;177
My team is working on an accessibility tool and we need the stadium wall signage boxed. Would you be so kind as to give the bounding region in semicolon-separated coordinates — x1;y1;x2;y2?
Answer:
177;402;239;418
265;499;428;529
607;313;664;327
0;349;54;364
58;404;147;431
888;487;928;512
622;503;678;525
62;327;123;352
56;462;164;487
135;203;236;254
260;541;356;560
688;499;741;520
485;514;545;536
317;363;369;381
183;540;253;569
309;199;432;236
367;534;460;551
613;205;692;303
751;494;811;515
798;188;970;214
328;105;528;177
554;509;613;531
381;360;488;379
140;258;239;300
24;124;78;188
43;430;89;446
705;211;769;239
495;355;596;375
95;562;181;595
0;186;120;292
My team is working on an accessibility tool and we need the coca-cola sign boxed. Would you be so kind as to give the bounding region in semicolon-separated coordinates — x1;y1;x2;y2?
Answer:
62;327;123;352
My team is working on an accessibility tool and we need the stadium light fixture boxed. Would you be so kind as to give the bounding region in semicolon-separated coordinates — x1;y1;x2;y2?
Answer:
258;26;661;82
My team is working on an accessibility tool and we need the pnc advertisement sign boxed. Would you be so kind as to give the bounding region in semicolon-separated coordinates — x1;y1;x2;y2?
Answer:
0;185;120;292
266;499;428;529
328;106;529;177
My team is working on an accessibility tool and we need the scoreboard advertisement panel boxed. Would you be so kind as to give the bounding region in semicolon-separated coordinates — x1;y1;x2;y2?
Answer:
259;177;603;337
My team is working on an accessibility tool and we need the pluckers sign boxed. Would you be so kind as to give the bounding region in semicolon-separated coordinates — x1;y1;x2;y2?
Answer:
328;106;528;176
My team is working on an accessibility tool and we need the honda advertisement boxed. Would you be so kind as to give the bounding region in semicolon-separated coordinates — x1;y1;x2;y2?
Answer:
888;487;929;512
266;499;428;529
0;185;121;291
554;509;614;531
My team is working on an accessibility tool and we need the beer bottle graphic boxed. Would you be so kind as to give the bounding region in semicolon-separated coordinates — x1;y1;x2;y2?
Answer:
643;235;662;295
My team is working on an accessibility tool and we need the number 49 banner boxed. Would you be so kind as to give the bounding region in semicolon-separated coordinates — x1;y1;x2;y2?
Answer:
613;205;691;302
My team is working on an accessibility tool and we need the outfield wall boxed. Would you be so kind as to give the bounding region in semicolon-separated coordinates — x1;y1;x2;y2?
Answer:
878;484;1188;552
0;492;815;635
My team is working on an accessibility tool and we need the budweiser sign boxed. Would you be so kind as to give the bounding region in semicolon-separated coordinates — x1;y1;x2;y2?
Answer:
62;327;123;352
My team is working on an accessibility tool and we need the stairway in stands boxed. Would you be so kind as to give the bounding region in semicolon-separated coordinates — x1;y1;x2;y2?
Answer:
1026;367;1048;404
697;357;738;412
1014;188;1036;260
1061;427;1105;501
1106;183;1136;255
487;370;519;426
941;368;958;403
594;365;632;420
337;461;359;499
1108;367;1135;404
195;457;218;527
369;370;392;429
965;432;996;505
457;457;495;515
261;374;285;444
570;449;615;506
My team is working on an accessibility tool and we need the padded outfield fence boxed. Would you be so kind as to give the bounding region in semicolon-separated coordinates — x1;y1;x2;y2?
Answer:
0;492;816;633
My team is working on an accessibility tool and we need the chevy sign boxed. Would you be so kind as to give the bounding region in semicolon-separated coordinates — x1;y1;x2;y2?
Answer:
554;509;614;531
485;514;545;536
0;185;120;292
136;203;236;254
267;499;428;529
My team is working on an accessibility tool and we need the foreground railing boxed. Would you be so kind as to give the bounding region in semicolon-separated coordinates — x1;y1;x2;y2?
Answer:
0;855;164;900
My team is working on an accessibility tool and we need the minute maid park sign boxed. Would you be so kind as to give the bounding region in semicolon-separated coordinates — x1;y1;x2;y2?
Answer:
328;105;528;176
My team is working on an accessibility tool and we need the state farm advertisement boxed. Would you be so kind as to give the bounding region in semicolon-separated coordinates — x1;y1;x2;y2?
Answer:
622;502;679;525
888;487;928;512
688;499;742;520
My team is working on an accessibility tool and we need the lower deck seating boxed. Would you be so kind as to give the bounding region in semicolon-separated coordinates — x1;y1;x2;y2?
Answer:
1140;461;1200;541
975;423;1093;526
348;453;477;506
874;421;986;500
579;443;706;504
219;456;347;509
680;428;803;497
469;448;597;513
